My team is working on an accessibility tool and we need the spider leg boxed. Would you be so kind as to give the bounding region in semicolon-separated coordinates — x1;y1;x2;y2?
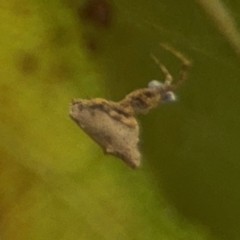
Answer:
159;43;192;89
150;53;172;85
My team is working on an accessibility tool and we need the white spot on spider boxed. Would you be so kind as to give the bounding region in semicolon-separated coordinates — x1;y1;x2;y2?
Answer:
162;91;176;102
148;80;163;89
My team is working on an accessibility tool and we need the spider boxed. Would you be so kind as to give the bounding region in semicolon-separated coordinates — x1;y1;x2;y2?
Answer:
69;43;191;168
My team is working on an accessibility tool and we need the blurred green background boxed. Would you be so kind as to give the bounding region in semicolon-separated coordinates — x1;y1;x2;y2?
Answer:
1;0;240;239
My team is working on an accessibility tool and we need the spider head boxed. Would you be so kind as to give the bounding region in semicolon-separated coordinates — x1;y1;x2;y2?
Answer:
148;80;176;103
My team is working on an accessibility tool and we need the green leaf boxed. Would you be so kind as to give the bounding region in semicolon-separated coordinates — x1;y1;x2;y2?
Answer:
1;0;239;239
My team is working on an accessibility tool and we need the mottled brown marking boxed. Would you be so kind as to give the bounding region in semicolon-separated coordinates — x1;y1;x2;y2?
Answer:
82;34;99;52
12;0;32;16
48;26;71;47
80;0;113;28
0;84;11;106
119;88;161;114
48;61;73;82
69;43;191;168
16;52;38;75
